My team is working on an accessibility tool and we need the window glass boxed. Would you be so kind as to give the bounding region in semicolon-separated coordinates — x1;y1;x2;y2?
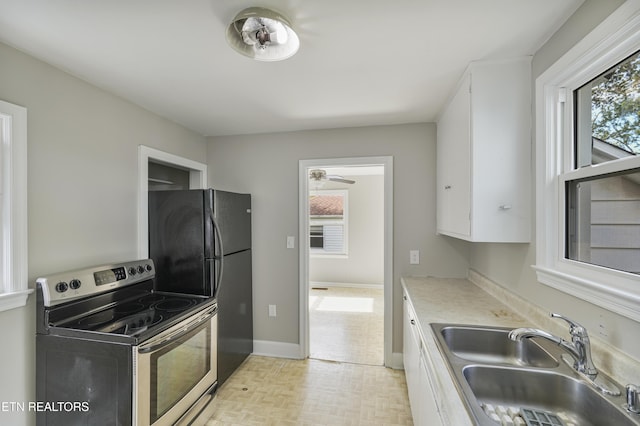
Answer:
309;191;347;255
567;49;640;276
566;168;640;275
575;50;640;167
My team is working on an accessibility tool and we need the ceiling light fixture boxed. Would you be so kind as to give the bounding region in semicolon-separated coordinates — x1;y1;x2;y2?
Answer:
225;7;299;61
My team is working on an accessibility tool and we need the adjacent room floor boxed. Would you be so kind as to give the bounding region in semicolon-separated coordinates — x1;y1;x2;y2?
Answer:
200;355;413;425
309;286;384;366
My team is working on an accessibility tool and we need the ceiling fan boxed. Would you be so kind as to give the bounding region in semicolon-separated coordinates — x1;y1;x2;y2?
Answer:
309;169;355;185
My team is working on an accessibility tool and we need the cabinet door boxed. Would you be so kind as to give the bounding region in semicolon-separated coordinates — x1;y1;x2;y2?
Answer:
418;347;443;425
437;74;471;238
403;296;443;426
403;298;421;423
469;60;531;242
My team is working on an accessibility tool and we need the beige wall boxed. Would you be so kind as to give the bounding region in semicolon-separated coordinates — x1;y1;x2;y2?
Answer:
0;3;633;424
207;123;471;350
310;174;385;286
0;41;207;426
469;0;640;361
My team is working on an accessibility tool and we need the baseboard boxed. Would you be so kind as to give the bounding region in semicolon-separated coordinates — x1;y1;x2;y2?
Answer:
388;352;404;370
309;281;384;289
252;340;403;369
252;340;303;359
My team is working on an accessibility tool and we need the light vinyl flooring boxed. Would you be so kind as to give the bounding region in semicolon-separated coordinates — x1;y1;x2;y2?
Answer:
201;356;413;426
309;286;384;366
199;287;413;425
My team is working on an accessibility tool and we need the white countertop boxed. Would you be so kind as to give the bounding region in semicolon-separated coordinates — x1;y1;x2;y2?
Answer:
401;274;640;425
401;276;531;329
401;276;534;425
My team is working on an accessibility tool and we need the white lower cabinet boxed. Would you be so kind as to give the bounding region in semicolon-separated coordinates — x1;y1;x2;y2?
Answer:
403;294;443;426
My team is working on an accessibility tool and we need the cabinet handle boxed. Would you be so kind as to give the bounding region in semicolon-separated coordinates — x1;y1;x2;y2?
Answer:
499;204;512;210
410;319;416;325
444;185;452;190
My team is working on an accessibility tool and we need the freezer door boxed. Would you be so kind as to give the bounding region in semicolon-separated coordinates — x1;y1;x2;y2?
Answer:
213;190;251;255
149;190;209;294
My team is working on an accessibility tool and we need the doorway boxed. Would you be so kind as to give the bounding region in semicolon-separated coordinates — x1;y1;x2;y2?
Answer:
137;145;207;259
298;157;393;366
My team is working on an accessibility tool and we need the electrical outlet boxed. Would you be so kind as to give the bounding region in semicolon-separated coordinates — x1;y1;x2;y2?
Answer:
268;304;277;317
286;236;295;249
410;250;420;265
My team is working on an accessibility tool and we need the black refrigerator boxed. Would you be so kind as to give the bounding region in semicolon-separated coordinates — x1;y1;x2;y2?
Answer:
148;189;253;386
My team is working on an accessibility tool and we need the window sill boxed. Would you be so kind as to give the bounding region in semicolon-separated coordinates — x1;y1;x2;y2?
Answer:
310;253;348;259
0;289;33;313
534;264;640;323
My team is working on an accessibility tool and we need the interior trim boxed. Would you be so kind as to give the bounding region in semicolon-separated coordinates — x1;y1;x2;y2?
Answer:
298;156;393;366
137;145;207;259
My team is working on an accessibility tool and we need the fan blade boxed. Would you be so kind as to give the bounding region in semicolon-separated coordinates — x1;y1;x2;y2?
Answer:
327;176;355;184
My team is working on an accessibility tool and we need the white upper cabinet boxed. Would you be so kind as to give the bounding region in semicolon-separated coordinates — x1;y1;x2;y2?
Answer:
437;58;531;243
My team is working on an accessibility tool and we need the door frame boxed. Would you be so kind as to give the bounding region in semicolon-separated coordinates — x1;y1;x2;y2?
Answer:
298;156;393;366
137;145;207;259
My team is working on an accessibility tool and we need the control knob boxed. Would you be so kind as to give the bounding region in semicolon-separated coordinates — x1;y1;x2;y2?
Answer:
55;282;68;293
69;279;81;290
128;267;137;276
137;265;145;274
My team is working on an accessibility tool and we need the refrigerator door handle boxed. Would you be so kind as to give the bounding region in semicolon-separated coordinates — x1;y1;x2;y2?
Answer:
210;213;225;298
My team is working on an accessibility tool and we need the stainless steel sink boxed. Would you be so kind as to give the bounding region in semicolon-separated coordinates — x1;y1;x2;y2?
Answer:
437;325;558;367
464;365;633;425
430;323;640;426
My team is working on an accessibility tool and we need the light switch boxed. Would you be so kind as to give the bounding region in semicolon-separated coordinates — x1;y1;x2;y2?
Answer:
268;304;277;317
410;250;420;265
287;236;295;249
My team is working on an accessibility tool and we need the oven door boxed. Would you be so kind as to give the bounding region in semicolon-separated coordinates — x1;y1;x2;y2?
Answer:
135;304;217;426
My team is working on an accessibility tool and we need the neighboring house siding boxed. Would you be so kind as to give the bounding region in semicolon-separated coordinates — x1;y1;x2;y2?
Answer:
590;175;640;274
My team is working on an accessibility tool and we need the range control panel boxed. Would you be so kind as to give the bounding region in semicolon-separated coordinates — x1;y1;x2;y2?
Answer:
37;259;155;307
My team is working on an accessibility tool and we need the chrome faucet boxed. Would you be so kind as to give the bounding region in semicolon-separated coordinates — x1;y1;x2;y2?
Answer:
627;384;640;414
508;313;598;378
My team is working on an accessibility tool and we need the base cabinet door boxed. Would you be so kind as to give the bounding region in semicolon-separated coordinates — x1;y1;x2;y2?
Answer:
403;295;443;426
417;347;443;425
403;297;421;422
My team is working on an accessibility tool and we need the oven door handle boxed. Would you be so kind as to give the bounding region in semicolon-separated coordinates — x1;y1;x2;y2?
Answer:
137;306;217;354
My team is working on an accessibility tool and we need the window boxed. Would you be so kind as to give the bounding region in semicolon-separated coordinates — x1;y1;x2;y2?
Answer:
0;100;30;312
309;190;348;256
566;50;640;275
536;5;640;322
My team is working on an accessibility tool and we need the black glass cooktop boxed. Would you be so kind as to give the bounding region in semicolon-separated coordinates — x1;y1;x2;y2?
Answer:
61;292;207;337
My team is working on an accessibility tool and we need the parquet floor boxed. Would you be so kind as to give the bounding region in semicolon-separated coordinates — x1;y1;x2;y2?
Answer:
197;286;411;425
201;355;413;425
309;286;384;366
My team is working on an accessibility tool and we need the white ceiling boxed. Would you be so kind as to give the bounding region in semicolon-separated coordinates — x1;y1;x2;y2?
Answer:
0;0;584;137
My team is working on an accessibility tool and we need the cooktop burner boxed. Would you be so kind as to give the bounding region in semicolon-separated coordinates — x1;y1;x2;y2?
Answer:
155;298;198;312
36;259;216;345
61;292;205;337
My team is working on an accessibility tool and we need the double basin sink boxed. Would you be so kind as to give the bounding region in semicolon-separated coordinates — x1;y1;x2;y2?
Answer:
431;324;640;425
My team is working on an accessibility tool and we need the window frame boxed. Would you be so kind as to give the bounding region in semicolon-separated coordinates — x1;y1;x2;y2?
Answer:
535;4;640;322
0;100;30;312
309;189;349;257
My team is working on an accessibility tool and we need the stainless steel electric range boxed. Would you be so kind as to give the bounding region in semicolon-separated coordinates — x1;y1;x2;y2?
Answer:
35;259;218;426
